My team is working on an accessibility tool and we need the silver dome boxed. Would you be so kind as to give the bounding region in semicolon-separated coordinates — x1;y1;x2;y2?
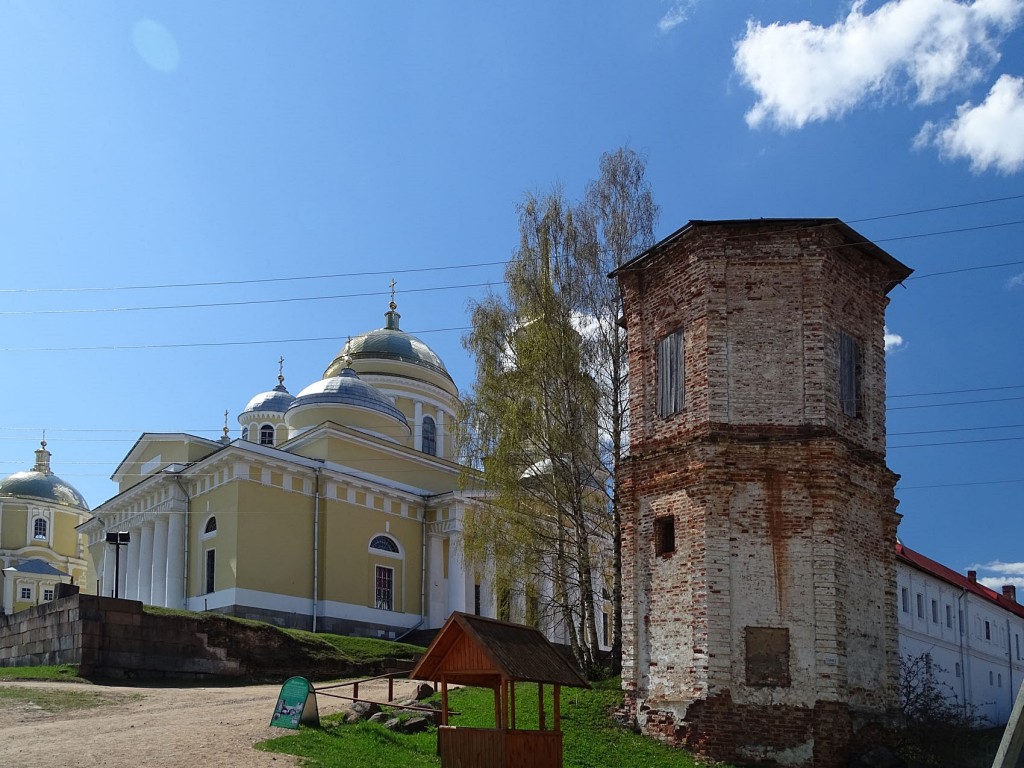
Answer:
289;368;409;426
241;383;295;416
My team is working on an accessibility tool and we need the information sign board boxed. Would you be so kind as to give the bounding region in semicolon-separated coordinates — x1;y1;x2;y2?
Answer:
271;676;320;729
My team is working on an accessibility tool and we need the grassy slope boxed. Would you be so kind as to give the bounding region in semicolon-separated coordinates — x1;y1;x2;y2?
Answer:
258;679;716;768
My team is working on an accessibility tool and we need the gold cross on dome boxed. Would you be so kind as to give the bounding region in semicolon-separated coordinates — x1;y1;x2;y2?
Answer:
389;278;397;310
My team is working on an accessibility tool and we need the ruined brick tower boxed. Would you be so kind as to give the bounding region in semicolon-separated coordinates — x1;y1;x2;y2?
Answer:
612;219;912;767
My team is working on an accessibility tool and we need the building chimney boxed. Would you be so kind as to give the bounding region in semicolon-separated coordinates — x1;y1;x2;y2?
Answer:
1003;585;1017;603
968;570;977;583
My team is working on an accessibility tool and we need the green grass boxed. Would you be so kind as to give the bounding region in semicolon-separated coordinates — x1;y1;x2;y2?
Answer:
0;664;85;682
0;685;124;713
258;678;717;768
142;606;424;666
282;629;424;663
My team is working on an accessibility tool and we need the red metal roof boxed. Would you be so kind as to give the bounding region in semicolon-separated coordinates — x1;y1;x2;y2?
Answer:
896;542;1024;620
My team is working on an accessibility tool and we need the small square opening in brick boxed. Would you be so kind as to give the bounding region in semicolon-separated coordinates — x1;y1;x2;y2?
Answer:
654;516;675;557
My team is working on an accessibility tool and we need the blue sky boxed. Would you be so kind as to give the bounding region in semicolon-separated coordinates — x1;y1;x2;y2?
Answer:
1;1;1022;587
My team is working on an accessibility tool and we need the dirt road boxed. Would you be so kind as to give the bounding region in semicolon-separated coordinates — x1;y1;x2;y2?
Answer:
0;677;419;768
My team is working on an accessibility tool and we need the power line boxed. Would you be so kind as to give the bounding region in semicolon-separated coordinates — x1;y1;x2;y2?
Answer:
888;384;1024;399
0;260;509;295
0;195;1020;300
0;327;472;353
0;282;502;317
888;436;1024;448
887;395;1024;411
889;423;1024;436
897;478;1024;490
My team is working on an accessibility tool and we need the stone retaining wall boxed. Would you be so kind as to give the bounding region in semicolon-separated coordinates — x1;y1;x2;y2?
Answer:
0;593;402;680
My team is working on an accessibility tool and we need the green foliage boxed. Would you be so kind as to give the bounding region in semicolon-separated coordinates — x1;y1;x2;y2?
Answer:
0;664;84;682
259;678;720;768
895;653;991;767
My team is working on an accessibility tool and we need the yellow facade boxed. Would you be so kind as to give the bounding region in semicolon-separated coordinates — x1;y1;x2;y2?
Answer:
1;443;91;615
79;304;489;637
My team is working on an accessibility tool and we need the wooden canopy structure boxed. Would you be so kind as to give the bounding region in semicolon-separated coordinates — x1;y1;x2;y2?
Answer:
410;612;590;768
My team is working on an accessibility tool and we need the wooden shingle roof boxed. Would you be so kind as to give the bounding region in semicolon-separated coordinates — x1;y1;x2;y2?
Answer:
410;612;590;689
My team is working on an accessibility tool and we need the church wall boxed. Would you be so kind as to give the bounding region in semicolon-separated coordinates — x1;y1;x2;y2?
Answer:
231;481;310;597
0;502;28;549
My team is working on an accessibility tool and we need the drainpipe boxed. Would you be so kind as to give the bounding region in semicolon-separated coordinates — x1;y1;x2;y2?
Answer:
957;588;968;716
1007;617;1014;716
173;474;191;608
312;466;321;634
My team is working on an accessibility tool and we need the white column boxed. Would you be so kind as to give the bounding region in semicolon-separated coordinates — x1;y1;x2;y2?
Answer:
101;543;115;598
428;535;445;626
165;513;186;609
436;410;445;458
151;517;169;608
447;532;469;615
124;528;140;600
138;522;154;605
414;401;423;451
2;573;14;616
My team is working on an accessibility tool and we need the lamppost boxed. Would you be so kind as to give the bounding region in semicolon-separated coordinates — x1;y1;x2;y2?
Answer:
105;531;130;598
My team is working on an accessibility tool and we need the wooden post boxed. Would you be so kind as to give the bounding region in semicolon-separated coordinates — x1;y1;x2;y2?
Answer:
538;682;546;731
353;681;359;700
388;674;394;702
441;677;449;726
992;679;1024;768
553;684;561;732
510;680;516;730
499;678;508;729
493;684;501;728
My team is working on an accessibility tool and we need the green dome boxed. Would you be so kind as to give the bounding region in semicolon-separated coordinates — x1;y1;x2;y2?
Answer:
324;308;454;388
0;445;89;510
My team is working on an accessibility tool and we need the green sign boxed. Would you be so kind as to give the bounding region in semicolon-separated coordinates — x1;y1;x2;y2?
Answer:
271;676;320;729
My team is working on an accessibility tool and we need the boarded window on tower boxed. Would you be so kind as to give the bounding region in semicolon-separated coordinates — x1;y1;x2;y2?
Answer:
745;626;791;687
839;331;861;418
656;328;685;418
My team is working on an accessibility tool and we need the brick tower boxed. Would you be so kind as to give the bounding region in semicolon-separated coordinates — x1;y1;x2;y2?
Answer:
611;219;912;767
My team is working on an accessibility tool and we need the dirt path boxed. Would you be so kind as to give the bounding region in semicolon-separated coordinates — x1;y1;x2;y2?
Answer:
0;677;420;768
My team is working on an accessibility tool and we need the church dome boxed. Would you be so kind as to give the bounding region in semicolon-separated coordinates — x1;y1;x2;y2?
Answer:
241;382;295;416
0;443;89;511
323;305;456;395
286;368;410;440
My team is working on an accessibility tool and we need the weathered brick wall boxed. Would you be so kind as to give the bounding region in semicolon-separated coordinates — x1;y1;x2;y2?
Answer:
617;222;906;767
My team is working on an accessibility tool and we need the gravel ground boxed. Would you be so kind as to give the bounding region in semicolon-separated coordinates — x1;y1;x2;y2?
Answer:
0;677;419;768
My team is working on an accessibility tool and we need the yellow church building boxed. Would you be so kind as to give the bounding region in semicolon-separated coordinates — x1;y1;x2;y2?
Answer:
78;301;495;638
0;442;90;614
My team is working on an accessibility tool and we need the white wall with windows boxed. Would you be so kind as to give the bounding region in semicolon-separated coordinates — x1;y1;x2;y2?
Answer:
897;545;1024;725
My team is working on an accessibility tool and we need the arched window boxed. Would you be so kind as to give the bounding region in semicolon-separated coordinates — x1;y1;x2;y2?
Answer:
241;426;249;441
370;535;399;553
422;416;436;456
204;516;217;535
33;518;47;540
259;424;275;446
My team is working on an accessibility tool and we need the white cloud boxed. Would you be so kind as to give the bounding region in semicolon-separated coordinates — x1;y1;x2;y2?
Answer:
734;0;1024;129
976;560;1024;576
916;74;1024;172
884;325;906;352
658;1;701;32
1008;271;1024;288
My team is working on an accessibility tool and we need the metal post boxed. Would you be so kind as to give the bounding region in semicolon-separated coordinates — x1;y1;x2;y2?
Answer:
105;531;130;598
